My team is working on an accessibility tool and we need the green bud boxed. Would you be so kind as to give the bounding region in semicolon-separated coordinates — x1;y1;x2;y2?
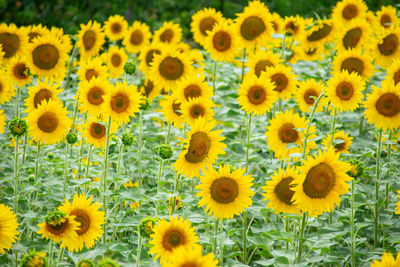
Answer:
347;158;365;179
139;98;150;110
139;217;157;238
66;131;78;144
47;152;54;160
97;258;120;267
76;258;94;267
121;132;134;146
8;118;28;137
28;174;35;183
158;144;173;160
123;62;136;75
20;250;48;267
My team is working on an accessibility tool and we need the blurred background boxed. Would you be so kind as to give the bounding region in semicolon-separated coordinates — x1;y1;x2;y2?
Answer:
1;0;398;38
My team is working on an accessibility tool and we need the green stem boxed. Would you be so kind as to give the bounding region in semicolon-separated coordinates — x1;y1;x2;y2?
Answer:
138;110;144;187
213;218;219;255
21;134;28;164
77;113;88;178
84;145;93;179
385;130;392;209
241;48;246;83
34;142;41;182
48;242;53;267
58;248;64;263
117;143;124;176
374;130;382;248
212;60;218;95
102;116;112;244
63;142;70;198
242;211;248;263
245;114;252;172
359;115;364;136
297;213;307;262
350;180;356;267
281;34;286;63
64;46;77;91
329;108;337;224
136;231;142;267
13;137;19;214
165;123;172;144
15;86;20;118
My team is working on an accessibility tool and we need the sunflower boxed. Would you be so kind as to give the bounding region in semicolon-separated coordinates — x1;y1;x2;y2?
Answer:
246;49;282;78
104;46;128;79
196;164;253;219
160;95;185;128
262;166;301;214
270;12;283;34
321;130;353;154
371;27;400;67
27;24;49;43
140;78;161;101
7;55;31;87
103;15;128;41
292;148;352;217
77;57;108;82
78;77;111;117
149;216;199;264
237;73;278;116
0;71;14;104
265;109;317;159
25;77;62;113
283;16;305;40
363;83;400;130
386;59;400;87
20;250;48;267
26;99;72;145
174;118;226;178
374;6;399;30
264;64;298;100
302;19;335;48
83;118;117;148
50;26;73;53
0;110;5;134
370;252;400;267
123;21;151;54
335;18;371;51
333;49;373;80
0;204;19;254
26;34;68;80
326;70;364;112
181;97;215;126
153;21;182;44
173;74;213;103
76;20;105;60
163;244;218;267
104;81;142;124
191;8;224;47
203;22;240;62
138;42;164;75
292;44;326;63
150;49;193;91
0;23;29;61
296;79;327;113
331;0;368;24
37;210;79;245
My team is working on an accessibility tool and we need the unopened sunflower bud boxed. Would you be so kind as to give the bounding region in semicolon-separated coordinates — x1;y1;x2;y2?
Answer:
158;144;173;159
124;62;136;75
139;98;150;110
47;152;54;160
97;258;120;267
8;118;27;137
28;174;35;183
121;132;134;146
76;258;94;267
66;131;78;144
20;250;48;267
139;217;157;238
347;158;364;179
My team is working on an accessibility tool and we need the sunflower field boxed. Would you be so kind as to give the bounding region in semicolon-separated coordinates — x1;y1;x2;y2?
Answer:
1;0;400;266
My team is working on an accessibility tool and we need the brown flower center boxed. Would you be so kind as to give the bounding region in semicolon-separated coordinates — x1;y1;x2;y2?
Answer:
90;122;106;139
160;29;173;43
340;57;364;76
342;4;358;20
0;33;20;58
240;16;266;41
271;21;279;32
303;89;317;105
172;100;182;116
247;85;266;105
394;70;400;85
70;210;91;235
28;32;40;43
37;112;58;133
334;138;346;152
111;22;122;34
184;84;202;100
274;177;295;205
82;30;96;51
85;68;98;81
278;123;298;143
130;30;143;45
343;27;362;50
189;104;205;119
181;263;198;267
199;17;217;36
307;23;332;42
212;31;231;52
34;89;52;108
45;221;68;235
254;60;273;77
285;21;298;35
143;80;154;97
159;56;184;80
145;49;161;67
305;48;317;56
162;229;185;251
210;177;239;204
87;86;104;105
303;163;335;198
336;82;354;100
13;63;29;80
110;93;129;113
271;73;289;92
185;132;210;163
111;53;122;67
380;14;392;28
375;92;400;117
32;44;59;70
378;33;399;56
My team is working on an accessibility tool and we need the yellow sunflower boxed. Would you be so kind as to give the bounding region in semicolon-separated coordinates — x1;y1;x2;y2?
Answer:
26;99;72;145
103;81;142;124
78;76;111;117
27;24;49;43
265;109;317;159
283;16;305;41
191;8;224;47
83;118;118;148
363;83;400;130
333;48;373;80
296;79;327;113
153;21;182;44
25;77;62;113
370;251;400;267
77;57;108;82
264;64;298;100
292;44;326;63
331;0;368;24
246;49;282;78
270;12;283;34
58;194;105;252
0;23;29;61
292;148;352;217
149;216;199;264
303;19;335;48
335;18;371;51
7;55;31;87
123;21;151;54
181;97;215;126
374;6;399;30
140;78;161;101
262;165;301;214
203;22;240;62
160;95;185;128
37;211;79;245
321;130;353;154
386;59;400;87
26;34;68;80
196;164;254;219
326;70;364;112
103;15;128;41
138;42;164;75
50;26;73;53
0;110;5;134
0;71;15;104
173;74;213;103
237;73;278;116
103;46;128;79
173;118;226;178
371;27;400;67
76;20;105;60
163;244;218;267
0;204;19;254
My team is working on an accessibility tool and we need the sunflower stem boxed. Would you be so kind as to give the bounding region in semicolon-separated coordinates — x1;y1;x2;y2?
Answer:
212;60;218;95
245;114;252;172
358;115;364;136
138;110;144;187
242;211;248;263
63;142;70;198
13;137;19;214
21;134;28;164
329;107;337;224
77;113;88;179
213;218;219;255
297;213;307;262
350;180;356;267
117;142;124;176
374;129;383;248
241;48;246;83
102;116;112;244
15;86;20;118
48;242;54;267
385;130;392;209
84;145;93;179
136;230;142;267
58;248;64;263
34;142;41;183
63;45;77;91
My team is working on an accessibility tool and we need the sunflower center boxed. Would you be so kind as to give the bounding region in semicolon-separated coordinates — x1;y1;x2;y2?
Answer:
143;80;154;97
212;31;231;52
255;60;273;77
46;221;68;235
85;68;98;81
130;30;143;45
145;49;161;67
34;89;52;108
210;177;239;204
334;138;346;151
380;14;391;28
247;85;266;105
341;57;364;76
285;21;298;35
278;123;298;143
303;163;336;198
111;22;122;34
240;16;266;41
111;53;122;67
271;73;288;92
71;209;91;235
0;33;20;58
160;29;173;43
82;30;96;50
190;104;205;119
32;44;59;70
181;263;198;267
90;122;106;139
162;229;185;251
336;82;354;100
304;89;317;105
13;63;29;80
172;100;182;116
274;177;295;205
200;17;217;36
375;92;400;117
184;84;202;100
87;87;104;105
37;112;59;133
307;23;332;42
343;27;362;49
378;33;399;56
185;132;210;163
342;4;358;20
394;70;400;85
159;56;184;81
271;21;279;32
305;48;317;56
110;93;129;113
